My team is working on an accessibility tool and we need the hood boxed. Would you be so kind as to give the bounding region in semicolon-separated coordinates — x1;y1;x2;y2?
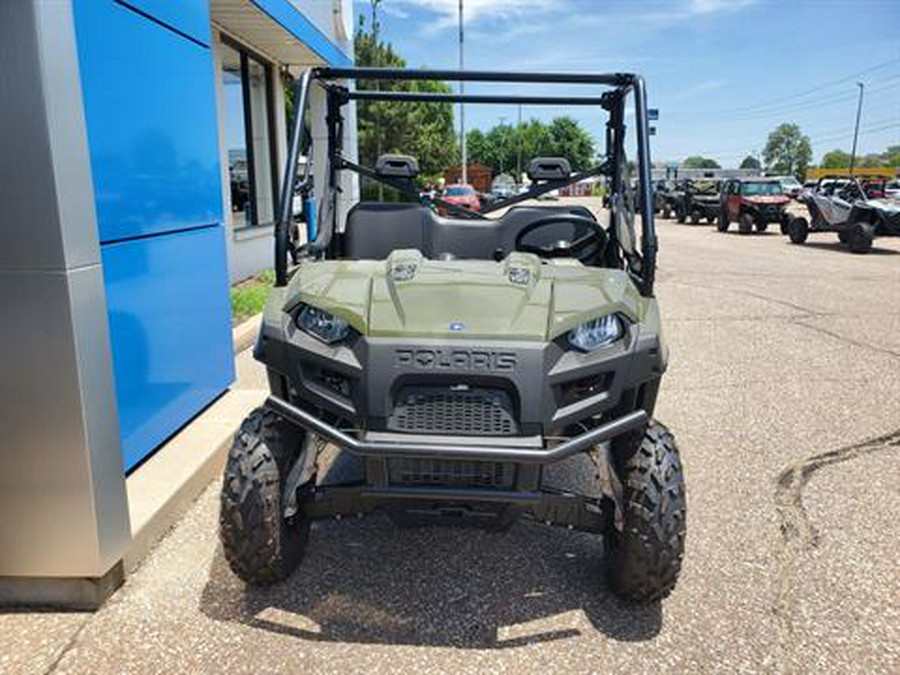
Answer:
745;195;789;205
284;250;642;341
865;197;900;214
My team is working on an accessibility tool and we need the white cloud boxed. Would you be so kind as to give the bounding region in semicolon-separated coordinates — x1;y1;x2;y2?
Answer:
394;0;560;29
690;0;757;14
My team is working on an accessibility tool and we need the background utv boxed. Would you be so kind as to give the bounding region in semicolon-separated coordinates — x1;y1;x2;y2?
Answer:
219;68;687;604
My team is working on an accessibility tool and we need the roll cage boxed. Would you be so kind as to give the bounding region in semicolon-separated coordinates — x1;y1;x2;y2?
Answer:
275;67;658;296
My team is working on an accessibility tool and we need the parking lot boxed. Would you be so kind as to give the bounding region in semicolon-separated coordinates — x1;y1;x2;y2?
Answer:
5;198;899;674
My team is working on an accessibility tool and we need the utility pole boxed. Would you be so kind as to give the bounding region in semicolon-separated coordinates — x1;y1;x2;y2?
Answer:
849;81;864;177
459;0;467;185
372;0;383;200
517;104;522;183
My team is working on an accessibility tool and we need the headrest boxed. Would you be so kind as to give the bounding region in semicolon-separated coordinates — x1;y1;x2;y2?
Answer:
527;157;571;181
375;154;419;178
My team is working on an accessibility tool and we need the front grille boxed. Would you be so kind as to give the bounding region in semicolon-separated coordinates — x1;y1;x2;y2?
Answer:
388;458;515;488
388;386;518;436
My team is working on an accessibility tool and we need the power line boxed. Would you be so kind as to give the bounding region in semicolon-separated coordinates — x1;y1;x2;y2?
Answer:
693;120;900;160
720;75;900;122
716;56;900;116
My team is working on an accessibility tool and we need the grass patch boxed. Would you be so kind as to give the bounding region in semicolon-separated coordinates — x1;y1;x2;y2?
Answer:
230;269;275;326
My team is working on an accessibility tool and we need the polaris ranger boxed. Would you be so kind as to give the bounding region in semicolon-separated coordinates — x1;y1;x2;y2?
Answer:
219;68;686;603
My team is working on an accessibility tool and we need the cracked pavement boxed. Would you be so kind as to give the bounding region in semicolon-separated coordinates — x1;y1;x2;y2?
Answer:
2;198;898;674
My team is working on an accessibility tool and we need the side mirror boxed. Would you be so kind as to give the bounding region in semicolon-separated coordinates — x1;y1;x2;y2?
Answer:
526;157;571;181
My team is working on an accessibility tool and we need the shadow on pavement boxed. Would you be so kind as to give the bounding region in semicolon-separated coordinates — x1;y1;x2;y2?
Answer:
796;240;900;256
199;515;662;647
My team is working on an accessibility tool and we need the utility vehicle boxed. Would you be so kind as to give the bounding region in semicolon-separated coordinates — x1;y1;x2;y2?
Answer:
718;177;791;234
219;68;686;603
674;179;721;224
788;176;900;253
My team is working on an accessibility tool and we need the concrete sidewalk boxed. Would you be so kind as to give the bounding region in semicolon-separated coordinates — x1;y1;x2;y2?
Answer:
3;202;898;673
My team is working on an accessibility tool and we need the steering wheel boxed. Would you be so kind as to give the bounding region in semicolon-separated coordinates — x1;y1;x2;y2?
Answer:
514;214;607;264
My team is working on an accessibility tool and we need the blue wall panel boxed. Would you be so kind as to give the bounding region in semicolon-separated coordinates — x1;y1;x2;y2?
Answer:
74;0;222;243
102;227;235;472
117;0;211;46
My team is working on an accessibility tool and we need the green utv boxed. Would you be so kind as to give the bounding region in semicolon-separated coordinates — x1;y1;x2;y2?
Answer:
219;68;686;603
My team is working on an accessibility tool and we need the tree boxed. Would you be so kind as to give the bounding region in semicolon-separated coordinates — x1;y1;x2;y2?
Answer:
354;14;456;176
546;117;595;171
739;155;761;170
762;123;812;178
682;156;721;169
820;149;851;169
466;117;595;176
882;145;900;168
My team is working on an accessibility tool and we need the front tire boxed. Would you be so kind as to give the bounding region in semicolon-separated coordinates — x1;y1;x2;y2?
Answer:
662;204;671;220
690;208;702;225
606;421;686;603
220;408;310;585
717;209;729;232
848;222;873;254
738;212;754;235
788;216;809;244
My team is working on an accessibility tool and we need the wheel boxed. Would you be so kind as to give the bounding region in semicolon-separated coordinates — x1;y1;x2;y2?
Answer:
662;204;671;220
755;219;768;232
779;214;790;235
738;212;753;235
837;229;850;244
676;207;686;224
706;215;715;224
788;216;809;244
690;208;702;225
848;222;873;254
219;408;310;584
717;209;729;232
606;421;686;603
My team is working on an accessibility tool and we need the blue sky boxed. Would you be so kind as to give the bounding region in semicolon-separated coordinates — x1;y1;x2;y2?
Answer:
352;0;899;166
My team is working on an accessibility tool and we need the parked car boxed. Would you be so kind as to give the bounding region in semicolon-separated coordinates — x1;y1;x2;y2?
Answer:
886;180;900;199
788;177;900;253
777;175;803;199
439;183;481;213
718;178;791;234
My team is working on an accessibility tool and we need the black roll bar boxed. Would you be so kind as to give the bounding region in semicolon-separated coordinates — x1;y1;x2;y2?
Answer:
275;69;311;286
274;68;657;297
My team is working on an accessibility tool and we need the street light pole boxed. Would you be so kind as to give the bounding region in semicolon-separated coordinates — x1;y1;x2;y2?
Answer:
849;81;864;176
516;103;522;182
459;0;467;185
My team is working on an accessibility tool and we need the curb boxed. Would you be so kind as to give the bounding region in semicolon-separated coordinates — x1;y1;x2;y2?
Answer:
233;313;262;354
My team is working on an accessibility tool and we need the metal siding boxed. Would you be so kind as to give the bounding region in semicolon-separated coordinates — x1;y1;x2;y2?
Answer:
101;226;235;472
250;0;353;66
74;0;223;242
116;0;211;46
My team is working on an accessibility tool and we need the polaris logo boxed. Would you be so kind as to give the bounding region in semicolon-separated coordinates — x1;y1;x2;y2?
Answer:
394;349;517;372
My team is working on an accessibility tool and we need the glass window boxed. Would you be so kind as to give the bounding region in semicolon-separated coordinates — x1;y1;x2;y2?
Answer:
220;39;276;228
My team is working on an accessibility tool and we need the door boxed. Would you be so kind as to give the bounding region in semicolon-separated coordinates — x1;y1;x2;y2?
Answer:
726;181;741;219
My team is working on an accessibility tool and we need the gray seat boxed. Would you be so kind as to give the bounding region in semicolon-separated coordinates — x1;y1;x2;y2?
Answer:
342;202;597;260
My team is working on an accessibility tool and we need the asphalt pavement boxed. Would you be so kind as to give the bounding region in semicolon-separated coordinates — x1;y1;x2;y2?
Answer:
3;198;899;674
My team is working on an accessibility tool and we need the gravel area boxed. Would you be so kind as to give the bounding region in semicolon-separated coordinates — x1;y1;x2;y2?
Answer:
3;199;898;673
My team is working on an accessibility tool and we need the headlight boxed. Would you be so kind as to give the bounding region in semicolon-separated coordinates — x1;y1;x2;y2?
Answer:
296;304;350;344
568;314;624;352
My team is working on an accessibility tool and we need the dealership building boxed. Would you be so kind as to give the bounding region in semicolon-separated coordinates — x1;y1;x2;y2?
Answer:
1;0;356;605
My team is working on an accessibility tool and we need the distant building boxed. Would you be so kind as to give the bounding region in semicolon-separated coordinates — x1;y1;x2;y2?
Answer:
445;164;493;193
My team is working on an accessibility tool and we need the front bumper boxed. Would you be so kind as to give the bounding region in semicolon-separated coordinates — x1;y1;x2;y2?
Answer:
258;320;665;438
267;394;648;465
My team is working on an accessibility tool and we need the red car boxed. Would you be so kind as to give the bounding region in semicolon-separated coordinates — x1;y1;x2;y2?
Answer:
439;183;480;213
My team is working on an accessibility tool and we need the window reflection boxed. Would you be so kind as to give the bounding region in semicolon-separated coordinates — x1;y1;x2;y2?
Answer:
220;39;275;228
